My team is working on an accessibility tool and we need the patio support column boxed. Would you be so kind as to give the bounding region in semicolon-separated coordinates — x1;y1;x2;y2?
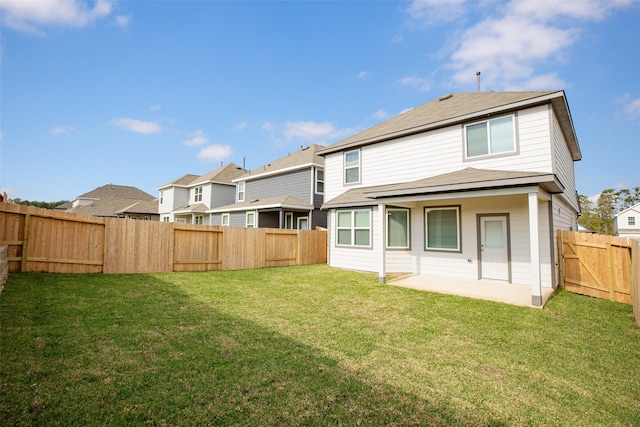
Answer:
528;191;542;306
378;203;386;284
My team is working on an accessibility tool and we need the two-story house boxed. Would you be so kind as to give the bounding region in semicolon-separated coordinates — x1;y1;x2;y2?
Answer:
158;163;246;224
209;144;326;229
319;91;582;306
56;184;158;219
615;202;640;238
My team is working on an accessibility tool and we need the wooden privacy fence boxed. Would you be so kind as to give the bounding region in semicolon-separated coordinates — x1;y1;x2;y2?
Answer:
0;202;327;274
557;230;635;305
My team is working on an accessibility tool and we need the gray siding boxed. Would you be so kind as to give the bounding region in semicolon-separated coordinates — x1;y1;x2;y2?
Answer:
246;169;312;202
312;209;327;229
209;183;237;209
229;212;247;227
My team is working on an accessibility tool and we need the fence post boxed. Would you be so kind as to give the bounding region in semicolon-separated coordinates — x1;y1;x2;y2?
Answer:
557;230;565;289
607;243;615;301
21;213;31;272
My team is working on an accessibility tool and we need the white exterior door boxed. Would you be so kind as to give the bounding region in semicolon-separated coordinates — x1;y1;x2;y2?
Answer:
480;216;509;281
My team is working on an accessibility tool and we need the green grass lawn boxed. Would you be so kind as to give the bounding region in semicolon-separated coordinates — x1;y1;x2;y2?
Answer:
1;265;639;426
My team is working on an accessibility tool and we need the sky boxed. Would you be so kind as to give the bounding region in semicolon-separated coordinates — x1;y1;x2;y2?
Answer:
1;0;639;203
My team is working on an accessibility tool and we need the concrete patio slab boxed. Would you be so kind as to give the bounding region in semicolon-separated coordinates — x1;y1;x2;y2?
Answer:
388;274;555;308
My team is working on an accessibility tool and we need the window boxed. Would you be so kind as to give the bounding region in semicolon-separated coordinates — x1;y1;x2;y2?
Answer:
237;182;245;202
337;209;371;247
629;217;636;226
465;115;515;158
246;211;256;228
344;149;360;184
221;213;230;227
425;206;461;251
194;215;204;225
194;186;203;202
163;216;170;222
159;190;164;204
298;217;309;230
387;209;409;249
285;212;293;229
316;169;324;194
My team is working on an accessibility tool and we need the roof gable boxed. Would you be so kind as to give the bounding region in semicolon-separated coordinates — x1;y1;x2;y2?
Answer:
78;184;155;200
238;144;325;182
319;91;581;161
191;163;247;186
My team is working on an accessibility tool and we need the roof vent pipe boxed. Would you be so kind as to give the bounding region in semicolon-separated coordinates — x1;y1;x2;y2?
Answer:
476;71;481;92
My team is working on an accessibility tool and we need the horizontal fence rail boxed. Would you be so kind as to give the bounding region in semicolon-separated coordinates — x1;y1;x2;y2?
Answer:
0;202;327;274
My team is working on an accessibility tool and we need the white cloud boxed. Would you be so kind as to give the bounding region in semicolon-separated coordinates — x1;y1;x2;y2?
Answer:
182;130;208;147
0;0;114;35
51;125;80;135
233;121;247;131
112;117;161;134
357;71;370;79
405;0;467;27
406;0;635;91
372;109;389;120
391;34;404;43
149;104;162;112
197;144;233;162
114;14;131;28
263;120;350;146
623;98;640;120
398;75;432;92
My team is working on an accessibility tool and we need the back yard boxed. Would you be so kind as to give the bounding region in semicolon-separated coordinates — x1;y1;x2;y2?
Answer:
1;265;639;426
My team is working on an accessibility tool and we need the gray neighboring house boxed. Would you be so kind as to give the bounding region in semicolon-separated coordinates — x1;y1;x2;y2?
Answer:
157;163;247;224
210;144;327;230
56;184;158;219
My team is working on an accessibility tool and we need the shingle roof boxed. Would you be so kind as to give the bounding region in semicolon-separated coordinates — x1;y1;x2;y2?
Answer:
210;195;313;213
322;168;564;208
173;203;209;214
116;199;159;215
191;163;247;185
319;91;581;161
158;174;200;189
78;184;155;200
238;144;324;182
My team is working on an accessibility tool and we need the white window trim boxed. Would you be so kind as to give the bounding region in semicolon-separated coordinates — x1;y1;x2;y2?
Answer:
246;211;256;228
344;149;361;185
315;168;324;194
464;114;517;160
159;190;164;204
194;215;204;225
386;208;410;249
629;216;636;226
285;212;294;229
221;213;230;227
336;209;372;248
194;186;203;202
237;182;245;202
297;216;309;230
424;206;461;252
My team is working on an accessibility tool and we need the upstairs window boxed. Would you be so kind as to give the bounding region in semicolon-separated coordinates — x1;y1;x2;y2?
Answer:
629;217;636;226
194;186;203;202
344;149;361;184
237;182;245;202
465;115;515;158
159;190;164;204
316;169;324;194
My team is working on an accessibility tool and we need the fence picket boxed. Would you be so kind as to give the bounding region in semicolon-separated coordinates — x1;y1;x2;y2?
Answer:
0;202;326;274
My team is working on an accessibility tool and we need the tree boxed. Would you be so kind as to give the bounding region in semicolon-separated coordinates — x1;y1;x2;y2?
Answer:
13;199;69;210
578;187;640;235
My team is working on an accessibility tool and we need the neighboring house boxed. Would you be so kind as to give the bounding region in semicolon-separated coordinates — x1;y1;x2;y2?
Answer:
318;91;582;306
210;144;327;229
157;163;246;224
56;184;158;219
615;202;640;238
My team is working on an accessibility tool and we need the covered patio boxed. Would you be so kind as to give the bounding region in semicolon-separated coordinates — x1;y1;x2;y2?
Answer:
388;274;556;308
